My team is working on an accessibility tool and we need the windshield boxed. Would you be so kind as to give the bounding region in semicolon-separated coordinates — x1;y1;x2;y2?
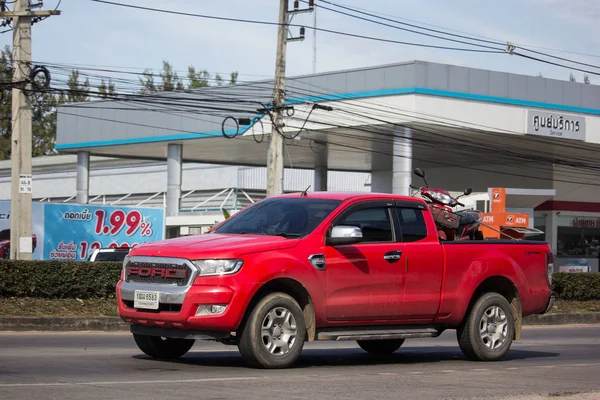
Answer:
93;250;130;262
214;198;342;237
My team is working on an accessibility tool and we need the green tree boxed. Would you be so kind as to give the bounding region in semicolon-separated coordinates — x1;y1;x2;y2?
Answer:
98;79;116;98
187;66;210;89
569;73;577;82
139;69;157;94
0;46;12;159
58;70;90;104
0;45;64;159
141;62;239;93
31;91;59;157
158;60;184;92
230;71;239;85
584;74;591;84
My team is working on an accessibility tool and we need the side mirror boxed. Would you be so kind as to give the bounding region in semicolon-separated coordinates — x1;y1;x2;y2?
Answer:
464;188;472;196
413;168;425;178
326;225;363;246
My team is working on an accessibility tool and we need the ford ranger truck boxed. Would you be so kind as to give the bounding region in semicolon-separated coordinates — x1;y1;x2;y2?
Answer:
117;192;555;369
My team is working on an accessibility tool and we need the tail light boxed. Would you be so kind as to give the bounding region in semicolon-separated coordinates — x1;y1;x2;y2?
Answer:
546;251;554;286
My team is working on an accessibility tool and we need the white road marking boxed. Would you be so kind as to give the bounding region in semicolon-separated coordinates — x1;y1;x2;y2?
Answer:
2;362;600;388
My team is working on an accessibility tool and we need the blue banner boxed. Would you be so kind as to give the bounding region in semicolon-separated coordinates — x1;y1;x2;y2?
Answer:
43;204;165;261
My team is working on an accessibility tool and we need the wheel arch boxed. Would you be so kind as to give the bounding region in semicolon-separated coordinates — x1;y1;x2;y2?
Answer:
462;275;523;340
239;277;316;342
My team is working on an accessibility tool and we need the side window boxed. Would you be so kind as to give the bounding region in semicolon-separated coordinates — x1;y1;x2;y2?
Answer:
397;208;428;242
336;207;393;243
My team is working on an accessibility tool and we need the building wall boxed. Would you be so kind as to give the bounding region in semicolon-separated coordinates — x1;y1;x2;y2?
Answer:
0;157;370;203
57;60;600;148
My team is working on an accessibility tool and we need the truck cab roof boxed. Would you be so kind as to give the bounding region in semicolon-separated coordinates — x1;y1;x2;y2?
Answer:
273;192;423;203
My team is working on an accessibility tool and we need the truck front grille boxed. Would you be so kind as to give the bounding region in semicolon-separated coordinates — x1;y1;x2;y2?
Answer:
124;260;192;286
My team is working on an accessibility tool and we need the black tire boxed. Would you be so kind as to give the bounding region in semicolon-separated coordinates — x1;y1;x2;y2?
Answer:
133;333;195;359
357;339;404;355
238;292;306;369
457;292;514;361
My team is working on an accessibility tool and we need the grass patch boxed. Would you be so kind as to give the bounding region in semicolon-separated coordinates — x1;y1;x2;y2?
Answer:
551;300;600;314
0;297;118;317
0;298;599;317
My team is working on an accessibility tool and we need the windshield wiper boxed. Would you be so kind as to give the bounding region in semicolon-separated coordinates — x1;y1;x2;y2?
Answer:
271;232;302;238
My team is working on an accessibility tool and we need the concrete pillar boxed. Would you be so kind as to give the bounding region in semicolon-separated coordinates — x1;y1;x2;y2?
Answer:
76;151;90;204
314;167;327;191
314;142;328;191
546;212;558;255
392;126;412;196
166;144;182;217
371;170;392;193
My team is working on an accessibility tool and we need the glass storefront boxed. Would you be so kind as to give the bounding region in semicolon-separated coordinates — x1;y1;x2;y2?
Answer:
556;215;600;272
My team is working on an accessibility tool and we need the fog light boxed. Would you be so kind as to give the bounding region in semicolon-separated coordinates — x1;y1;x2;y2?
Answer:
196;304;227;316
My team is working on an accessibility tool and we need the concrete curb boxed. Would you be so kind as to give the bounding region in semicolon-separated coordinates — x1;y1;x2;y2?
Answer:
0;316;129;332
1;313;600;332
522;312;600;326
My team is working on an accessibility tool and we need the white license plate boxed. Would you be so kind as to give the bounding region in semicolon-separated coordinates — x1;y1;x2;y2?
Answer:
134;290;160;310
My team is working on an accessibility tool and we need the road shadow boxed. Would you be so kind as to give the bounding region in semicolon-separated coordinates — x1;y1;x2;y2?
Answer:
132;346;560;370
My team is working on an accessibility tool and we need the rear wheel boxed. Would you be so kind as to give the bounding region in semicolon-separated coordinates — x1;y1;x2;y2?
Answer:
357;339;404;355
457;292;514;361
133;333;195;359
238;292;306;369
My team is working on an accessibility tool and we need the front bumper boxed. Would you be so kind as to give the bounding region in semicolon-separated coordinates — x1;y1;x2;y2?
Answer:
117;281;247;332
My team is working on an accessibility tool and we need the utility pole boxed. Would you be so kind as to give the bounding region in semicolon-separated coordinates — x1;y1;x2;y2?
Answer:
1;0;60;259
266;0;313;197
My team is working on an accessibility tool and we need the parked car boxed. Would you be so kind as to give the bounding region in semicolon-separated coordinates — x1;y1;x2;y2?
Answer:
0;229;37;260
88;247;131;262
116;192;555;369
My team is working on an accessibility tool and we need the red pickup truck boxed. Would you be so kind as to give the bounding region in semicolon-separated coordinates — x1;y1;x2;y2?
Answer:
117;192;555;369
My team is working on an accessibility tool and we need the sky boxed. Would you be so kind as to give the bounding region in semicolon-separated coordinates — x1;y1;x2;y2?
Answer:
2;0;600;88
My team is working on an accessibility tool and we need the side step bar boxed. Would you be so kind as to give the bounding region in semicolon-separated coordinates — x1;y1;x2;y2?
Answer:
316;326;442;341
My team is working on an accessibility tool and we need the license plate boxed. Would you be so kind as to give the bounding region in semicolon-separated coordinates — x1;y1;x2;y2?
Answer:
134;290;160;310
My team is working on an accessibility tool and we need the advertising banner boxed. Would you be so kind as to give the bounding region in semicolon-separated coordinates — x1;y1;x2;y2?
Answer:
43;203;165;261
0;200;45;260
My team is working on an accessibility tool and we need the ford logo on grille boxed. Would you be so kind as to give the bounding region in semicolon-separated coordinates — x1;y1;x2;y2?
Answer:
127;266;187;279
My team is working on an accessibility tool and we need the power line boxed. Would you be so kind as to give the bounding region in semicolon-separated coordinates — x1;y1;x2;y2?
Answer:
307;0;504;51
312;0;600;60
87;0;504;54
312;0;600;74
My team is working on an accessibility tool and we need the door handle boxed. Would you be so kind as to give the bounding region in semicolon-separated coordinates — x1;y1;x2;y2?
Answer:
383;250;402;262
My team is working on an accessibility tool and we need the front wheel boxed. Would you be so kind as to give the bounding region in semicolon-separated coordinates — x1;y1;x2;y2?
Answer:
457;292;514;361
133;333;195;359
238;292;306;369
357;339;404;355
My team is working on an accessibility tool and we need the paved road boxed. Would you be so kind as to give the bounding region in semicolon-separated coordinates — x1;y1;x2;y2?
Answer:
1;326;600;400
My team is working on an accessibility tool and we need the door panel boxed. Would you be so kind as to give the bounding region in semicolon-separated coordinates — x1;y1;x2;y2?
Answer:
325;243;405;321
325;202;405;321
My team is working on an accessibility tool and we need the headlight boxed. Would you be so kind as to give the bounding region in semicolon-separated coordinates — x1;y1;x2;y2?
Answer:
429;191;455;206
192;259;244;276
121;255;131;280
